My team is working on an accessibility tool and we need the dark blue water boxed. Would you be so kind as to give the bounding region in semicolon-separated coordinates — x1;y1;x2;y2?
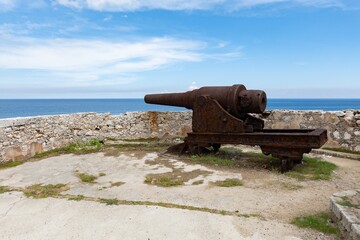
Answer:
0;98;359;119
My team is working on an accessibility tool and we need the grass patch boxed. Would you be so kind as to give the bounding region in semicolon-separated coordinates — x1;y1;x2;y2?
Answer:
285;157;336;180
99;198;119;205
186;147;279;170
337;200;353;207
192;180;204;185
145;176;184;187
78;173;97;183
0;186;10;194
68;195;85;201
214;178;243;187
34;139;103;159
292;212;338;235
0;161;24;169
190;155;236;167
111;181;125;187
23;184;69;198
324;147;360;155
99;172;106;177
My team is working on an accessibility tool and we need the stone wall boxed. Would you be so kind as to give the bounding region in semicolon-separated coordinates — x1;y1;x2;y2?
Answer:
0;110;359;162
0;112;192;162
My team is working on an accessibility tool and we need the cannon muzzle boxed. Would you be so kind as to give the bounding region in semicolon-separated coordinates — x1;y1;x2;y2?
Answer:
144;84;267;116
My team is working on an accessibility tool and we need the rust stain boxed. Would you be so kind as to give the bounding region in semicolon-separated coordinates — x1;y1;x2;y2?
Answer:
148;111;158;133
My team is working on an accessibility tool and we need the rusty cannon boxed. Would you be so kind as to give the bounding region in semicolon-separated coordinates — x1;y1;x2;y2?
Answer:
144;84;327;172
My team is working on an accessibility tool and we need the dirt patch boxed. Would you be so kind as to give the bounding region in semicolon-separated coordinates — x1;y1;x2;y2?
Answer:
103;148;148;159
145;169;212;186
144;156;213;186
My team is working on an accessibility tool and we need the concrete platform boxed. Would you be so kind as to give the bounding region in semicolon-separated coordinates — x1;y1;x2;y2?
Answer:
1;149;359;239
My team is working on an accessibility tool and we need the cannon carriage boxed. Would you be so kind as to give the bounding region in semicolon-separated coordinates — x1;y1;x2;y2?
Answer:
145;84;327;172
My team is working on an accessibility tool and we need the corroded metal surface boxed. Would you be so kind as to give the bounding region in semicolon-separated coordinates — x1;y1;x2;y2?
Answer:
144;84;327;172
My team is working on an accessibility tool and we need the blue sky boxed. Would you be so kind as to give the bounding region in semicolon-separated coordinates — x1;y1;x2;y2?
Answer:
0;0;359;98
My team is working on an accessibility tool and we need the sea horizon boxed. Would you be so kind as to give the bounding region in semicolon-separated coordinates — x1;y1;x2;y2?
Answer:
0;98;359;119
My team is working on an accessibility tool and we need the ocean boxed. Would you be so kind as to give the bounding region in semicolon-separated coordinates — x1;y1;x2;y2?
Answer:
0;98;359;119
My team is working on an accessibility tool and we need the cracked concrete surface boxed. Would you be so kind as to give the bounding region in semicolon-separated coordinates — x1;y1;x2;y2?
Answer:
1;150;359;239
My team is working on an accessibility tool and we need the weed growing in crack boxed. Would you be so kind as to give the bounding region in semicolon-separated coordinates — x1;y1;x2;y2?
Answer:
213;178;243;187
23;184;69;198
144;176;184;187
78;173;97;183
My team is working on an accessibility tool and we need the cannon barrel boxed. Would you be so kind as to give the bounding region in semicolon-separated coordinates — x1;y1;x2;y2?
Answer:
144;84;267;116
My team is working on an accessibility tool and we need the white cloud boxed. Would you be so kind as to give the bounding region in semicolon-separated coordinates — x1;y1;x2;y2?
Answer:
56;0;84;9
0;0;47;11
0;37;208;84
0;0;16;11
188;81;199;90
0;37;203;71
54;0;346;11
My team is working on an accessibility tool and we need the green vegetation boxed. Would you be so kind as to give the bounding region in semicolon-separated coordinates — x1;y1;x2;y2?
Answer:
324;147;360;155
111;181;125;187
144;176;184;187
0;186;10;194
214;178;243;187
190;155;236;167
337;200;353;207
0;161;24;169
23;184;69;198
192;180;204;185
78;173;97;183
99;198;120;205
68;195;85;201
292;212;338;235
189;147;335;181
34;139;103;159
99;172;106;177
285;157;337;180
187;147;279;170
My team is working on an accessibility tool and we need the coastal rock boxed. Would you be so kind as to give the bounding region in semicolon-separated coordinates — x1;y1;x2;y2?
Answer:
344;111;355;124
335;111;346;117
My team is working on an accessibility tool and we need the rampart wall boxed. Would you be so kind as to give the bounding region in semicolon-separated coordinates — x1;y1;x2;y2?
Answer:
1;110;359;162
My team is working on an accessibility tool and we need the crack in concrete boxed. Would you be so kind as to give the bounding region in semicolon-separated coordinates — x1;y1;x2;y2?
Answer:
1;187;261;219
